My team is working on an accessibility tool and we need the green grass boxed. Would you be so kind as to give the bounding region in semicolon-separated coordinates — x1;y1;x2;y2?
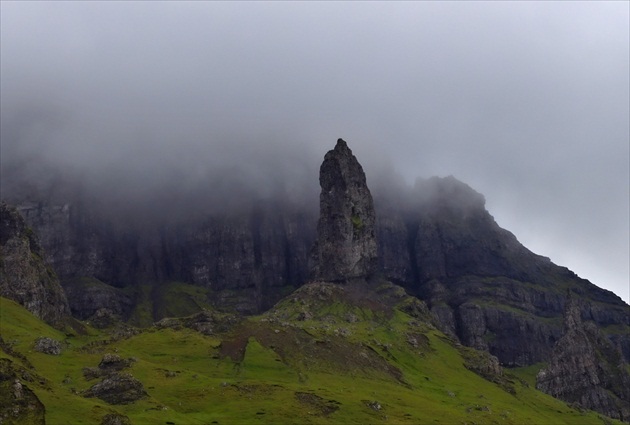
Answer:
510;362;546;388
0;292;624;425
125;284;154;327
153;281;214;320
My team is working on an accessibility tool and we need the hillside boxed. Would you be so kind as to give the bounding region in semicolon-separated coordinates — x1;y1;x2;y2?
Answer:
1;139;628;422
1;283;623;425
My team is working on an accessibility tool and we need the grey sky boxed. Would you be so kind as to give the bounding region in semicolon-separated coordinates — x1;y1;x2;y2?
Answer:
1;2;628;301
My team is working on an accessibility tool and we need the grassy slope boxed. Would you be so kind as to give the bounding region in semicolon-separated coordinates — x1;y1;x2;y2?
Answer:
125;281;215;327
0;293;623;425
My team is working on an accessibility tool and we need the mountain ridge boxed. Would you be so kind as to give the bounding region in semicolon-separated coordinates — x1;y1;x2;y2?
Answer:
1;139;629;421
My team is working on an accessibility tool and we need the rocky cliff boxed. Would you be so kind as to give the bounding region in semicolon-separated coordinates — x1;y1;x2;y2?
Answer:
2;142;628;371
14;199;316;317
3;139;630;421
311;139;378;281
0;202;70;328
536;292;630;421
374;176;629;367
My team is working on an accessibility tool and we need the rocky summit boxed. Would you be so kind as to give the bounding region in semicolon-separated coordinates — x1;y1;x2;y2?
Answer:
311;139;378;281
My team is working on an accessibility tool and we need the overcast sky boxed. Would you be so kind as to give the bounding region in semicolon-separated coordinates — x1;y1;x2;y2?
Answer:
1;2;628;302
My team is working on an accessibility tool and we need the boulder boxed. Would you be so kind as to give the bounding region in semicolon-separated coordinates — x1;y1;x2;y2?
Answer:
101;413;131;425
83;372;147;405
33;337;62;355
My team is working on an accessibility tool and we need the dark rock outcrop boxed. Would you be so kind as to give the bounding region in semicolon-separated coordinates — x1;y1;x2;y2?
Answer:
536;293;630;421
98;354;136;373
311;139;377;281
101;413;131;425
165;203;316;313
83;353;137;381
0;201;70;328
0;358;45;425
33;337;62;355
83;372;147;405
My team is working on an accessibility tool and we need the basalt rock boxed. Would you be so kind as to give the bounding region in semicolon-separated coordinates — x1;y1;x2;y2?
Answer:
164;204;316;313
98;353;136;373
15;200;315;315
33;337;62;355
373;176;630;367
536;293;630;421
0;201;70;328
83;353;136;381
311;139;377;281
0;358;45;425
83;372;147;405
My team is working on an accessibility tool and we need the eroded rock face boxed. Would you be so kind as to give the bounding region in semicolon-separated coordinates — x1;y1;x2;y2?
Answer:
0;358;45;425
536;293;630;421
311;139;377;281
0;202;70;328
373;177;630;367
17;200;316;315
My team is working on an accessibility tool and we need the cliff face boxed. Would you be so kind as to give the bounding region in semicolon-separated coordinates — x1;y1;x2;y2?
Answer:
16;200;316;316
311;139;378;281
0;202;70;328
163;203;316;313
4;143;628;371
15;201;139;288
373;176;630;367
536;293;630;421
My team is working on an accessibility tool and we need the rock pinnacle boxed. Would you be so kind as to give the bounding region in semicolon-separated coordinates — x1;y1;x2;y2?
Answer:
311;139;378;281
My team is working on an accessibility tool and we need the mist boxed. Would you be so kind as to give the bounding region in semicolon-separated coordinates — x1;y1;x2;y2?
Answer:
1;2;628;301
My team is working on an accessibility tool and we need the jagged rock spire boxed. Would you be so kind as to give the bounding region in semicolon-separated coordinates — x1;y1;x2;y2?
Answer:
311;139;378;281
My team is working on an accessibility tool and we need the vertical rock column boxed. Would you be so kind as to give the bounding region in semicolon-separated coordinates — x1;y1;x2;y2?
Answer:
312;139;377;281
